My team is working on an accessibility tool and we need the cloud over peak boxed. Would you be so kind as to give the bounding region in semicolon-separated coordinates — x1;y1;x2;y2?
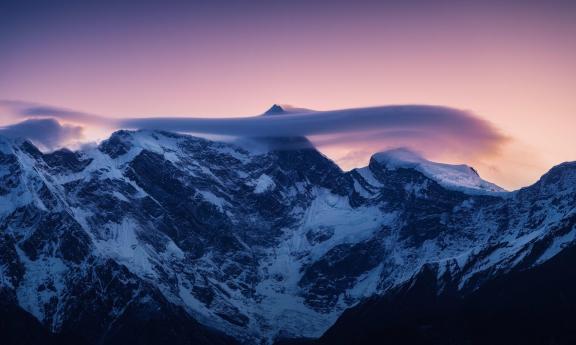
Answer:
0;118;84;150
0;100;506;165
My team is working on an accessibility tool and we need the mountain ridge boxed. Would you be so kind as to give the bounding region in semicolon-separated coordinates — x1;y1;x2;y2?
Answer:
0;129;574;344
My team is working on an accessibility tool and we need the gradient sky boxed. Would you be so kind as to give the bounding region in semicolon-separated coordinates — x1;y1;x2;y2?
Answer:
1;0;575;189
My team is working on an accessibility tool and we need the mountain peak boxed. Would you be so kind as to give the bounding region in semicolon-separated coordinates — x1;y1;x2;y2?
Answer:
371;148;505;194
372;148;424;166
263;104;287;116
262;104;313;116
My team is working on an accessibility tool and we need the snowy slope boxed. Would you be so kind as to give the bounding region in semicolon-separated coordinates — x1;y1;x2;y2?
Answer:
372;148;505;194
0;130;574;345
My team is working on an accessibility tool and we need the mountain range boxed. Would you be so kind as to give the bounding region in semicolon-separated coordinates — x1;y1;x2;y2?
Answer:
0;125;575;344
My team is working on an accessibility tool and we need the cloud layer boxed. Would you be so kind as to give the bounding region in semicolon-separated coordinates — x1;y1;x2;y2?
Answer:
0;101;506;165
0;118;83;150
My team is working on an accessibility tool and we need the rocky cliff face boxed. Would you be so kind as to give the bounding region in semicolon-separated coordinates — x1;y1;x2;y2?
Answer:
0;130;574;344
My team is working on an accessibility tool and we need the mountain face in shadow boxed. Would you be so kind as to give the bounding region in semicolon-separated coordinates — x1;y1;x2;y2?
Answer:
310;232;576;345
0;130;575;345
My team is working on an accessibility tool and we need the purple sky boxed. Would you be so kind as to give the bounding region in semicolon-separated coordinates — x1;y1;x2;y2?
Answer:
1;0;575;189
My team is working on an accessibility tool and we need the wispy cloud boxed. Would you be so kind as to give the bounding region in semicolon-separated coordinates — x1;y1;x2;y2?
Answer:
0;100;109;126
0;118;83;150
0;100;506;163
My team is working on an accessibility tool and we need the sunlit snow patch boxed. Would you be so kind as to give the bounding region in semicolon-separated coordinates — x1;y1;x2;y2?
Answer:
373;148;505;194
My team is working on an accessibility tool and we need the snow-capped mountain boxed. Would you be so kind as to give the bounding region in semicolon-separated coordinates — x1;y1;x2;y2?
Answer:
0;129;575;345
371;148;505;194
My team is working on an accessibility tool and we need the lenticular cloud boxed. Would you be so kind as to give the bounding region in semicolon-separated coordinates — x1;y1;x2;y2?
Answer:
0;101;506;161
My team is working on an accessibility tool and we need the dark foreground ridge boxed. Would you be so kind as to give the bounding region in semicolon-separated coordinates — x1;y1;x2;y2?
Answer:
281;229;576;345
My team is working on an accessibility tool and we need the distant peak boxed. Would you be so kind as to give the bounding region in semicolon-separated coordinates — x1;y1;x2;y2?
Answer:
262;104;313;116
263;104;287;116
371;148;506;194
